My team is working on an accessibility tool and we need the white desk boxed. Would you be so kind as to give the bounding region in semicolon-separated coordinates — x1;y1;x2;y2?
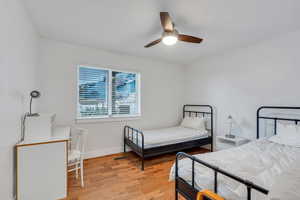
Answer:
16;126;70;200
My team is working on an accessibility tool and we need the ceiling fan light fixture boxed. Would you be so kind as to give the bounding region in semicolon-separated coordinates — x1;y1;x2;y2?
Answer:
144;12;203;48
162;35;178;46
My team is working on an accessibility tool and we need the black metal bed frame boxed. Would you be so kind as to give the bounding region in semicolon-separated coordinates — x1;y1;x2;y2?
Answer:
256;106;300;139
175;106;300;200
124;105;213;170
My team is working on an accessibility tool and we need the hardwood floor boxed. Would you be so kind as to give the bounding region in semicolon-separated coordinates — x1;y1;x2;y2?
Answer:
66;148;208;200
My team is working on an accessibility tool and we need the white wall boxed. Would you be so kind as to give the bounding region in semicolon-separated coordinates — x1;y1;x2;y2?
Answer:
38;38;185;158
185;30;300;141
0;0;39;199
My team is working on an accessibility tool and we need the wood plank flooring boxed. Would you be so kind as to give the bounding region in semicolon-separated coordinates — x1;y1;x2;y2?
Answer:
66;148;208;200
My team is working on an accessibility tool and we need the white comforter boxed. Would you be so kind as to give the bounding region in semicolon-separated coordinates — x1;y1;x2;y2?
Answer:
133;126;208;149
169;140;300;200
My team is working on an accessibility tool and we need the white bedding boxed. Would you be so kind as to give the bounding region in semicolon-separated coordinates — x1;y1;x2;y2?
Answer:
169;139;300;200
132;126;209;149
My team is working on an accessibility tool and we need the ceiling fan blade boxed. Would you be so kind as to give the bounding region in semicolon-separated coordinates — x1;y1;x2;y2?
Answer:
178;34;203;43
144;38;162;48
160;12;174;32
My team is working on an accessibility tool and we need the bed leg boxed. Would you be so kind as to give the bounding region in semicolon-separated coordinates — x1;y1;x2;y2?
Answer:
123;143;126;153
211;143;214;152
175;191;178;200
141;158;144;171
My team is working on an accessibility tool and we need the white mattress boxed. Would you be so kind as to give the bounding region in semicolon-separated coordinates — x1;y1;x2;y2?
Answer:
132;126;209;149
169;139;300;200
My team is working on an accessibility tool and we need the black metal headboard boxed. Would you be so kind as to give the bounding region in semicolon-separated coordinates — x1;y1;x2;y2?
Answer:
257;106;300;139
183;104;213;136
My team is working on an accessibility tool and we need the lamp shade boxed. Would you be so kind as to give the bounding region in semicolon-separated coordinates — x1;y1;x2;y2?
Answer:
30;90;41;98
227;115;233;123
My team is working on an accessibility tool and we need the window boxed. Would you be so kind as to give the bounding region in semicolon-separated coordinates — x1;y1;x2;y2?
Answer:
77;65;140;119
78;66;109;118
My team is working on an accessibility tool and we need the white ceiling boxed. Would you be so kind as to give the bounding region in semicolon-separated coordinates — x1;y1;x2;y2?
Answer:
23;0;300;65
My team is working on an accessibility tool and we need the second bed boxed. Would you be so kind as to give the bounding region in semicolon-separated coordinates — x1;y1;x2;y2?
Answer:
124;104;213;170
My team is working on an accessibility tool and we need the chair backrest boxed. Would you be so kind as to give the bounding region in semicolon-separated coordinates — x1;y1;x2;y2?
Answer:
197;190;224;200
70;128;88;154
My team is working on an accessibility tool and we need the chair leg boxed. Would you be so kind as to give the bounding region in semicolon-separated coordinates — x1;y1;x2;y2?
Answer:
75;163;79;179
141;158;144;171
80;159;84;187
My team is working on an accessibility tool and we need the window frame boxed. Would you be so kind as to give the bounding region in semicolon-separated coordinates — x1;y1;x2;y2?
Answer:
76;65;141;122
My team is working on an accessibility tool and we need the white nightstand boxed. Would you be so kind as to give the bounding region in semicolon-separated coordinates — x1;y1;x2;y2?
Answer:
216;135;250;151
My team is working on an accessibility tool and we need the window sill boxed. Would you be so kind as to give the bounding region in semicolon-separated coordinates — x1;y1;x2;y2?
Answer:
75;115;141;124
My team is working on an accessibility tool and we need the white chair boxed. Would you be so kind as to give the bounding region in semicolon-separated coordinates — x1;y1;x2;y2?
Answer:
68;128;87;187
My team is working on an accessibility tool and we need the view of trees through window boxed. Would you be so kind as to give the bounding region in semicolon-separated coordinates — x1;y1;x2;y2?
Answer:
112;71;137;115
78;66;139;118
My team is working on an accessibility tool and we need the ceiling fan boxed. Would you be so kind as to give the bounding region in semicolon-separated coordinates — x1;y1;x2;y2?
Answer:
144;12;203;48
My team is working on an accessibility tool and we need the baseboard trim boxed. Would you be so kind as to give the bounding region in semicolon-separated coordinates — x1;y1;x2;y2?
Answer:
84;146;123;159
84;145;210;160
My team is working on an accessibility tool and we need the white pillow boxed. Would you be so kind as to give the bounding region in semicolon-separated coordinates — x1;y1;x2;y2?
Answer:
181;117;206;131
268;123;300;147
277;122;298;136
204;116;212;130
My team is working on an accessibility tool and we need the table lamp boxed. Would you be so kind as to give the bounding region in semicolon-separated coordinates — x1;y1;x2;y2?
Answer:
21;90;41;141
225;115;235;138
28;90;41;117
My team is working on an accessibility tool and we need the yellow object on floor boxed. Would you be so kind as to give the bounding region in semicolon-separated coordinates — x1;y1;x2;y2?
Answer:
197;190;225;200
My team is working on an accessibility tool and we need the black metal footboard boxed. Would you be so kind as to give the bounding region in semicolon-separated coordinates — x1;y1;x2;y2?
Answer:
175;152;269;200
123;125;145;170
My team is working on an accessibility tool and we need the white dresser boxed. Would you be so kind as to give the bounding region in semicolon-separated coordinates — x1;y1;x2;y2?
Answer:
16;125;70;200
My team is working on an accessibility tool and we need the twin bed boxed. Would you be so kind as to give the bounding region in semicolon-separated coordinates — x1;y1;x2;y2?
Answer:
171;106;300;200
123;105;213;170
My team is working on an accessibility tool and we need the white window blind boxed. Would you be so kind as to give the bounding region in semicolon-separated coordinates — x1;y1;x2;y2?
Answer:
78;67;108;118
77;65;140;119
112;71;138;116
